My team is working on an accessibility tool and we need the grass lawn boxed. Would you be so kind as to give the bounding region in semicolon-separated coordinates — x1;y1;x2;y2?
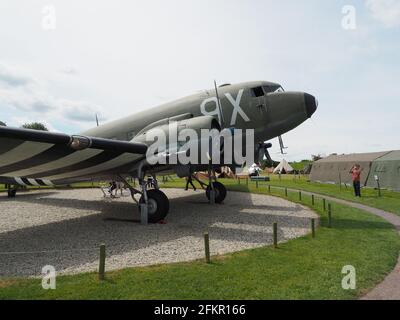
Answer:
184;175;400;216
258;175;400;216
1;183;399;299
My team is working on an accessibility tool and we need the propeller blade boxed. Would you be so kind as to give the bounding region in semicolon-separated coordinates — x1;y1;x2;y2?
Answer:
254;142;274;167
214;80;225;128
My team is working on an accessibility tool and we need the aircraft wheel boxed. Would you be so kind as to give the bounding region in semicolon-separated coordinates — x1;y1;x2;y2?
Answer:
7;189;17;198
139;189;169;223
206;182;227;204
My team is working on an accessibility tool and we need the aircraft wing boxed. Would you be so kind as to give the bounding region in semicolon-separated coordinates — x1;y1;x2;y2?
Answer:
0;126;147;186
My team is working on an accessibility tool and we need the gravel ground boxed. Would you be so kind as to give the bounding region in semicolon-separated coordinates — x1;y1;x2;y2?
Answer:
0;188;318;277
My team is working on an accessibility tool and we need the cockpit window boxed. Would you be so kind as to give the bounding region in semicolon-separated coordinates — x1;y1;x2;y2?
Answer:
263;85;284;94
251;87;264;97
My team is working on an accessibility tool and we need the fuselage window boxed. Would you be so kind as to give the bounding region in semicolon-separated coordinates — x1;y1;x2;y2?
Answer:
251;87;264;97
263;85;284;94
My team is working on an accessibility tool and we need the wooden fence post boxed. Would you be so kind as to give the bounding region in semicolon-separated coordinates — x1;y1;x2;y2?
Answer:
204;232;211;264
99;244;106;280
311;219;316;238
328;203;332;228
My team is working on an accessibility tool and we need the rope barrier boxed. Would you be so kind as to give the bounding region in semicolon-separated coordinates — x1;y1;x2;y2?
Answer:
0;247;97;255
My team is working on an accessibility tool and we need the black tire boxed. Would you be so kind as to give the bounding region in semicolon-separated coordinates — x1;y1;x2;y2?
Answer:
139;189;169;223
7;189;17;198
206;182;227;204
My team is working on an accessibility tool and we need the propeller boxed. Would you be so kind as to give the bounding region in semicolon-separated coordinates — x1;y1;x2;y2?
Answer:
255;142;273;167
214;80;225;129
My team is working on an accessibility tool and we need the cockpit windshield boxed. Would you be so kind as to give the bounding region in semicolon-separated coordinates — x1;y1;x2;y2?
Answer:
263;85;284;94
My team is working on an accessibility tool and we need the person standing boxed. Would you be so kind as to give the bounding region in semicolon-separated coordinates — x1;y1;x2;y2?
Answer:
109;181;117;198
185;175;196;191
349;164;362;197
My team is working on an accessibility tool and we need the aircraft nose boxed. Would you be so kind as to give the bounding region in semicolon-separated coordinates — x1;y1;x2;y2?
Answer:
304;93;318;118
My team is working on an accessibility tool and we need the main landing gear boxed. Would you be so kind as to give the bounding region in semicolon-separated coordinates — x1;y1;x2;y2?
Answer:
191;174;227;204
139;188;169;223
6;184;17;198
205;181;227;204
117;168;227;225
118;174;169;224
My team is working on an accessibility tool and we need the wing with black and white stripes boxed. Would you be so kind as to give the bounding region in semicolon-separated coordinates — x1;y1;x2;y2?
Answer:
0;126;148;186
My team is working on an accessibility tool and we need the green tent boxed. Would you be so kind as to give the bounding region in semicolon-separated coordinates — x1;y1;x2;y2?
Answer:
367;151;400;191
310;151;389;186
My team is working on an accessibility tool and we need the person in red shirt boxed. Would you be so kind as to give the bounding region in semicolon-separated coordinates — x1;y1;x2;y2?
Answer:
349;164;362;197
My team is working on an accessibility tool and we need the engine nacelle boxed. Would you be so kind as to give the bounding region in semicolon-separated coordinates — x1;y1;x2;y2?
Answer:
132;116;222;166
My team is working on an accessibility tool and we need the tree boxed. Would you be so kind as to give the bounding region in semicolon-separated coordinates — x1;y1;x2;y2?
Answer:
22;122;49;131
0;121;6;126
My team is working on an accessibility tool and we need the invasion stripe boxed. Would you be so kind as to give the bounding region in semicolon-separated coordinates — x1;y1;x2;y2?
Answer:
0;138;25;156
21;178;33;186
0;144;76;175
14;177;26;186
41;179;54;186
6;149;102;178
27;178;40;186
35;179;47;186
0;141;53;167
26;151;124;179
44;153;139;180
51;156;145;185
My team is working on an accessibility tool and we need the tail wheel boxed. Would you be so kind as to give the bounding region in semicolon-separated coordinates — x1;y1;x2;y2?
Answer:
7;189;17;198
206;182;227;204
139;189;169;223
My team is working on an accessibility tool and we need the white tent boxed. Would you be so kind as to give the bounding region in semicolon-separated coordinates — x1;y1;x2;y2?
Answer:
273;159;294;174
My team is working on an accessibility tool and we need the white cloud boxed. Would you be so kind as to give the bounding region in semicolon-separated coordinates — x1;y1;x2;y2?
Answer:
366;0;400;27
59;67;79;76
60;100;105;123
0;85;56;113
0;62;106;129
0;63;35;87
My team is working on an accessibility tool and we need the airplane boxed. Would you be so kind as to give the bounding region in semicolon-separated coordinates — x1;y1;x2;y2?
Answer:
0;80;317;223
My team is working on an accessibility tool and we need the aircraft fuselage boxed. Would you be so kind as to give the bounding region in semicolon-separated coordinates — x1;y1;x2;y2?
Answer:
82;80;317;147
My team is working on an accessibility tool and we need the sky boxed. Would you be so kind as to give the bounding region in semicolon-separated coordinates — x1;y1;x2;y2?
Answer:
0;0;399;161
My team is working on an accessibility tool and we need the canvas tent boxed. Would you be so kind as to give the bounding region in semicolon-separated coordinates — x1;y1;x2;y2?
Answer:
273;159;294;174
310;151;390;186
366;151;400;191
